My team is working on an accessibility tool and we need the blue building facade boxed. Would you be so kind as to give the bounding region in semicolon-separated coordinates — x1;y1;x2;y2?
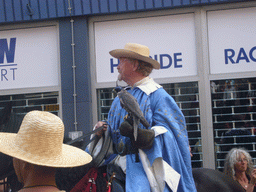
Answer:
0;0;256;169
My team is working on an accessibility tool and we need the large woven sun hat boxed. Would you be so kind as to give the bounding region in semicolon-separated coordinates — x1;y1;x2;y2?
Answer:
0;110;92;168
109;43;160;69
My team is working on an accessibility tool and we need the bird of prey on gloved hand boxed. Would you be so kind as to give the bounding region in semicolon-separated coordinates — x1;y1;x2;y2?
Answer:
117;88;150;141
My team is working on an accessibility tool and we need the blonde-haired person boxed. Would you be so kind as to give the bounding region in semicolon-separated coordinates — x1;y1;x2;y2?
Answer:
224;148;256;192
0;110;92;192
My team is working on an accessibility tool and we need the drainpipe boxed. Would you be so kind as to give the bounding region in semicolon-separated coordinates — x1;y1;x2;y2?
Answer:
68;0;78;132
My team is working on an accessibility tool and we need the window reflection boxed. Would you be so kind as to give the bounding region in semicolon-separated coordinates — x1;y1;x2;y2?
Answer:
211;78;256;171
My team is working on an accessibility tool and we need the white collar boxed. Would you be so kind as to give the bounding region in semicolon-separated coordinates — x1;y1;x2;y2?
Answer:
133;77;162;95
133;77;151;87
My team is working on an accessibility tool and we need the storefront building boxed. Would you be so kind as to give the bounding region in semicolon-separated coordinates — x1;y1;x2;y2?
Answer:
0;0;255;170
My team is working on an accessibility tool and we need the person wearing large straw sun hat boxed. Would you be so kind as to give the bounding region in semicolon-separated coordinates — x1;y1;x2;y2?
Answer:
0;110;92;192
90;43;196;192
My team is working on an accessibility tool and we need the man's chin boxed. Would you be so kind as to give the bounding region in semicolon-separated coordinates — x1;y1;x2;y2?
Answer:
118;74;122;81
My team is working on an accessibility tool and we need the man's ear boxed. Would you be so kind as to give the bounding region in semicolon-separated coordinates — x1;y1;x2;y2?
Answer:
23;161;30;169
13;158;28;183
132;60;139;71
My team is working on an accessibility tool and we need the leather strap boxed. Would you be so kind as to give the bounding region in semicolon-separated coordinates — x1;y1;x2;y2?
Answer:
66;125;106;146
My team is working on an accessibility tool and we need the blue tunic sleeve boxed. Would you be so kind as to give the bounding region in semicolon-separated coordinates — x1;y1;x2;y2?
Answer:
144;87;196;191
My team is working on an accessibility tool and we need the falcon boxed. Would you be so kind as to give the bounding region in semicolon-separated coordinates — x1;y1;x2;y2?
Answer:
117;88;150;141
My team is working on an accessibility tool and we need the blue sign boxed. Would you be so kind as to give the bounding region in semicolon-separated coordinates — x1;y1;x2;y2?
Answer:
0;38;17;81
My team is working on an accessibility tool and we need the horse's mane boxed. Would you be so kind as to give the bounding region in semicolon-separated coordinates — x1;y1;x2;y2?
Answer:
0;102;24;190
0;101;24;133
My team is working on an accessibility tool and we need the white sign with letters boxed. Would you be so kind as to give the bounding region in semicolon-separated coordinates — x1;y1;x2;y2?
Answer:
208;7;256;74
94;13;197;83
0;26;59;90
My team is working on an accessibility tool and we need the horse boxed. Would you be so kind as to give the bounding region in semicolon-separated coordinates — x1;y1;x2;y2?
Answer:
193;168;244;192
0;103;246;192
56;166;246;192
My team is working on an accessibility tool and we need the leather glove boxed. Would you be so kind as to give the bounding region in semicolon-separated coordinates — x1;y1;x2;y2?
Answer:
119;119;155;149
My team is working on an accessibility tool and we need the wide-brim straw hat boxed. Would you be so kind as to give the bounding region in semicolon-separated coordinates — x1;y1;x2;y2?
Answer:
0;110;92;168
109;43;160;69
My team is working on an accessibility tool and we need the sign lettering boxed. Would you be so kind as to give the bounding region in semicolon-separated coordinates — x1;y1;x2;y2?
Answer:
110;53;183;73
225;46;256;64
0;38;17;81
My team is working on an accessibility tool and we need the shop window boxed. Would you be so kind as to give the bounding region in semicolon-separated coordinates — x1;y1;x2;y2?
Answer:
97;82;202;168
97;88;116;120
0;92;59;116
211;78;256;171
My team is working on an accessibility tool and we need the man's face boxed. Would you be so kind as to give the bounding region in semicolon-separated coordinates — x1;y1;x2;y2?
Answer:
117;58;135;83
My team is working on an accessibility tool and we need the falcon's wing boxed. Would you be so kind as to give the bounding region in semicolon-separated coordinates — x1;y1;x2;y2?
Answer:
118;89;150;128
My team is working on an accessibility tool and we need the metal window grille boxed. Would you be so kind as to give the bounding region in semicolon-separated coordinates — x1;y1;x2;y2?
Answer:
0;91;59;116
212;78;256;171
97;82;202;168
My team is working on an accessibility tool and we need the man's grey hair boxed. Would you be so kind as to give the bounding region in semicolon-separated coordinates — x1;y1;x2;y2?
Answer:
125;58;154;76
223;148;254;179
126;58;152;76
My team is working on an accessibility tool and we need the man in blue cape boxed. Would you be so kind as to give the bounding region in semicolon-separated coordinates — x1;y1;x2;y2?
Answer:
88;43;197;192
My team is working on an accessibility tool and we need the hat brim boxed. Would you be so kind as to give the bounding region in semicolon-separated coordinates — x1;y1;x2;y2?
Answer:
109;49;160;69
0;133;92;168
